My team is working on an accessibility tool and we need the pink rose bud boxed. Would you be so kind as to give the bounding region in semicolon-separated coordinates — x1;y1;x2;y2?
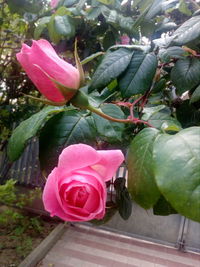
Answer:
120;35;130;45
50;0;59;9
42;144;124;221
16;39;80;103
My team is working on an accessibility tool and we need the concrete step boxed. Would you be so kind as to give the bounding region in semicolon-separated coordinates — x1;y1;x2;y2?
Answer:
38;224;200;267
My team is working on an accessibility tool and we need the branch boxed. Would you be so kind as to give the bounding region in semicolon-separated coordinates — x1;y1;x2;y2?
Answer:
87;104;154;127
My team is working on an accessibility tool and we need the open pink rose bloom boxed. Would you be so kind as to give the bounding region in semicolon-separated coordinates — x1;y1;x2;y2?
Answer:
43;144;124;222
16;39;80;102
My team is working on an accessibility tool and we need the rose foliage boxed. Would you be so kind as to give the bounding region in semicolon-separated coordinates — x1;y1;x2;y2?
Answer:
4;0;200;223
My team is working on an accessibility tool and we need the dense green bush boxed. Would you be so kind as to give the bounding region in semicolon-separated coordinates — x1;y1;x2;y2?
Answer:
1;0;200;222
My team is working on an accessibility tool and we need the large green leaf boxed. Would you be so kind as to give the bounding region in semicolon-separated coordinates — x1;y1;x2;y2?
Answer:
152;78;166;93
81;52;104;65
142;105;166;121
159;46;185;63
190;85;200;104
153;127;200;222
144;0;163;20
8;106;65;162
86;7;102;20
48;6;74;43
179;0;192;16
119;52;158;97
92;104;125;143
171;58;200;95
146;108;182;130
34;16;50;39
48;15;61;43
132;0;155;31
101;7;134;32
127;128;161;209
89;48;133;91
169;15;200;46
39;109;96;172
54;15;75;37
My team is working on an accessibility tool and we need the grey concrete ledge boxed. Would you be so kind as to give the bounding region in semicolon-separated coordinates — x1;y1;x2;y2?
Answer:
18;223;67;267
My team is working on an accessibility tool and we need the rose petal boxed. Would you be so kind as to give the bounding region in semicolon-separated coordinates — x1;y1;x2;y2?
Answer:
43;169;94;221
58;144;101;174
31;40;80;89
59;168;106;202
83;186;101;213
58;172;104;208
42;168;68;218
16;48;64;102
16;40;80;102
92;150;124;181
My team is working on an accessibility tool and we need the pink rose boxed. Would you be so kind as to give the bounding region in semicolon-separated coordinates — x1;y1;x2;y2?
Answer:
42;144;124;221
16;39;80;103
50;0;59;9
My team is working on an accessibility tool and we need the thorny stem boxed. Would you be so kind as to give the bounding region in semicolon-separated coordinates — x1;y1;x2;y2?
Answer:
88;105;132;123
87;104;153;127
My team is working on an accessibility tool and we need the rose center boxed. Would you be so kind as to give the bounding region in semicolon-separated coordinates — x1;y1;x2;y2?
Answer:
75;187;89;208
64;186;90;208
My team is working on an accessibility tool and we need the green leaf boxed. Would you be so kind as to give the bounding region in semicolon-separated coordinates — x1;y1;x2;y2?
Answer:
147;108;182;130
152;78;166;93
39;109;96;172
101;6;134;32
145;0;163;20
54;15;75;38
89;48;133;91
62;0;78;7
190;85;200;104
81;52;104;65
97;0;114;5
34;17;50;40
48;7;74;43
179;0;192;16
159;46;185;63
156;22;177;34
92;104;125;143
153;195;177;216
171;58;200;95
119;52;158;97
153;127;200;222
132;0;155;30
118;15;135;32
8;106;65;162
48;15;61;44
142;105;166;121
127;128;161;209
86;7;102;20
176;100;200;128
109;44;150;53
102;8;118;24
55;6;73;15
169;15;200;46
103;31;117;51
161;122;181;133
114;178;132;220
